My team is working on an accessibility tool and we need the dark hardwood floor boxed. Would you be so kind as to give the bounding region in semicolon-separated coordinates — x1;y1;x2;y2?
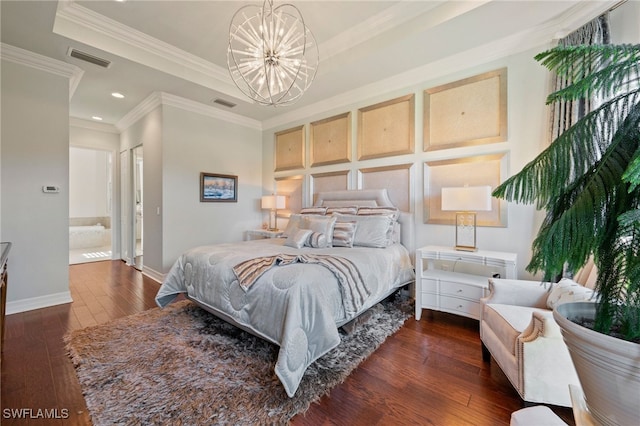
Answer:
1;260;574;425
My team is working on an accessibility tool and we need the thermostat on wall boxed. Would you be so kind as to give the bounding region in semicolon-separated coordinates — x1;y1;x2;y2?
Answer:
42;185;60;193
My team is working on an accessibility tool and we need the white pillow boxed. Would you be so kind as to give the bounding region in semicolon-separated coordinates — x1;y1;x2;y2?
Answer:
546;278;596;310
333;213;394;248
301;215;337;247
284;229;312;249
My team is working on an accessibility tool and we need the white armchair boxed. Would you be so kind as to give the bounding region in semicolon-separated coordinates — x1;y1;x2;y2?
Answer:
479;265;597;407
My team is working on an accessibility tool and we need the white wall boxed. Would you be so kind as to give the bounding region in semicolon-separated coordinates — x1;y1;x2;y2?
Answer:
69;147;110;218
1;59;71;307
162;105;262;271
119;102;263;274
610;0;640;44
120;106;163;274
262;44;552;280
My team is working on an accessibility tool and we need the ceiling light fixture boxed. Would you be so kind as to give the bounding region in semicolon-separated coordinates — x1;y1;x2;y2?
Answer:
227;0;319;107
91;116;103;121
111;92;125;99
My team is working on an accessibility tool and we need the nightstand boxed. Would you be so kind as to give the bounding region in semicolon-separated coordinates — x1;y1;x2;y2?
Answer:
246;229;284;240
415;245;517;321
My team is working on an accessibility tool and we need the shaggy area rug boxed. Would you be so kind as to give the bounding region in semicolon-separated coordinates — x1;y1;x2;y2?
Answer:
65;296;410;425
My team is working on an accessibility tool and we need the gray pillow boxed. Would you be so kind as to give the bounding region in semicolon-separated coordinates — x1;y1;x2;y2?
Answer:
284;229;312;249
301;215;337;247
333;214;393;248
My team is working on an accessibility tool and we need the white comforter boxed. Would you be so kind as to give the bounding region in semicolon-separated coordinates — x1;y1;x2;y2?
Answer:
156;238;414;397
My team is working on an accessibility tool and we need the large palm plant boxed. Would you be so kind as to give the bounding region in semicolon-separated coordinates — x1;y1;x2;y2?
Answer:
493;43;640;342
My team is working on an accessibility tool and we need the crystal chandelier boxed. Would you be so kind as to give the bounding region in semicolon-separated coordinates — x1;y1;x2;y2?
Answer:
227;0;319;107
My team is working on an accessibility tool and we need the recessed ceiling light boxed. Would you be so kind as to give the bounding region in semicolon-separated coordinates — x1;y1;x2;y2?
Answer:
111;92;125;99
92;116;103;121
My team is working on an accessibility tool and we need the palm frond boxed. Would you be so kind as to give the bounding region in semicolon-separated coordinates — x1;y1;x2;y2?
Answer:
493;91;639;209
535;44;640;103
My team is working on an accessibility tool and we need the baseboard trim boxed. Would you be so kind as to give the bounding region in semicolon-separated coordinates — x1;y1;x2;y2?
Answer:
142;266;164;283
6;291;73;315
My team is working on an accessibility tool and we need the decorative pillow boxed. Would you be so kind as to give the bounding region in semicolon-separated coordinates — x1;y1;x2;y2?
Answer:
305;232;327;248
546;278;596;310
332;221;358;248
301;215;337;247
284;229;312;249
356;206;400;221
334;214;394;248
326;206;358;215
299;207;327;215
282;214;302;238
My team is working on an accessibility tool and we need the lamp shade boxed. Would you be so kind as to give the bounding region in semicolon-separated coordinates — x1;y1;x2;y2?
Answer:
261;195;286;210
441;186;492;211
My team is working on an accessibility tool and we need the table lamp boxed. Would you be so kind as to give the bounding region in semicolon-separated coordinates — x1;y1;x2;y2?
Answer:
261;195;286;231
441;185;492;251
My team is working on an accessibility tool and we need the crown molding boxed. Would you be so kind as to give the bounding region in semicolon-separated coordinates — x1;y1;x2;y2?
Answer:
54;0;241;101
70;116;119;134
116;92;163;131
117;92;261;132
0;43;84;100
159;93;262;131
319;1;488;66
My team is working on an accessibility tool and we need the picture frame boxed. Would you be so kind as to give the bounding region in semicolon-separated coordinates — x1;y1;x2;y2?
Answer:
310;112;351;167
424;68;507;151
357;94;415;160
274;125;305;171
200;172;237;202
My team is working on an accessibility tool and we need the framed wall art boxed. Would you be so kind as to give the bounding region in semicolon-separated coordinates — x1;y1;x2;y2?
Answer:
423;153;508;226
310;112;351;167
357;94;415;160
200;172;237;202
424;68;507;151
275;125;305;172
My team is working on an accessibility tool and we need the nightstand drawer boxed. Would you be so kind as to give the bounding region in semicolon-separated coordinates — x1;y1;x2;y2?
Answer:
420;292;438;308
440;281;485;300
440;296;481;318
420;278;438;293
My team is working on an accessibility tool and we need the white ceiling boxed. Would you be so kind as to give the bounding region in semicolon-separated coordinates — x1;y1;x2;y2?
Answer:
0;1;617;128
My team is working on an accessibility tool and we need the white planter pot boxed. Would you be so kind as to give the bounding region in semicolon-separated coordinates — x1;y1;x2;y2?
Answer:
553;302;640;426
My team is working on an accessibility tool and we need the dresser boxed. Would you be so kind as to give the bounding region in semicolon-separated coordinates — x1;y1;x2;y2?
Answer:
415;245;516;320
1;242;12;355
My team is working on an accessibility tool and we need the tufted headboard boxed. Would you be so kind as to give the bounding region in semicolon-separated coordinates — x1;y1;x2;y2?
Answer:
313;189;414;255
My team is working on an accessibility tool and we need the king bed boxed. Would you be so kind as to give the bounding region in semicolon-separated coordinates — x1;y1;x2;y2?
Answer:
156;189;415;397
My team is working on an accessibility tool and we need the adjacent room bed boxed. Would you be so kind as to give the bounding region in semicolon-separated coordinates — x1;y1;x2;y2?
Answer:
156;189;415;397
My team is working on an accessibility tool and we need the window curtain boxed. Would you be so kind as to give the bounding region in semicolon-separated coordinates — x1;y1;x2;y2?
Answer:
548;13;611;144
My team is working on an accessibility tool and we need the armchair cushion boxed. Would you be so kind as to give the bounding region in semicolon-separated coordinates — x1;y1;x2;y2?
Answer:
546;278;596;310
484;304;549;356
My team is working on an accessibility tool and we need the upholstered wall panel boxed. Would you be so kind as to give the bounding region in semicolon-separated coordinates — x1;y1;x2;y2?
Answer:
358;164;412;212
311;170;350;205
275;175;304;216
275;125;305;171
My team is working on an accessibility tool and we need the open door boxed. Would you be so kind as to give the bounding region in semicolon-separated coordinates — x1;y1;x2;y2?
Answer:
133;145;143;270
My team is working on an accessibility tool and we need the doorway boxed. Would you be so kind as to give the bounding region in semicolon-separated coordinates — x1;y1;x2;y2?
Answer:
120;145;143;269
133;145;143;270
69;147;114;264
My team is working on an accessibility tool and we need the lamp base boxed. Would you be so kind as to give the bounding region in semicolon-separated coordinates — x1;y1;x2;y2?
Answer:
454;245;478;252
454;212;477;251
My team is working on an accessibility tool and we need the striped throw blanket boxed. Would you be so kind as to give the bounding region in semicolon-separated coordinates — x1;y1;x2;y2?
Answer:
233;253;370;314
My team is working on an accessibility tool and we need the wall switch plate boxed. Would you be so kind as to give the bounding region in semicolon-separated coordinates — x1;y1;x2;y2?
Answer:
42;185;60;193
